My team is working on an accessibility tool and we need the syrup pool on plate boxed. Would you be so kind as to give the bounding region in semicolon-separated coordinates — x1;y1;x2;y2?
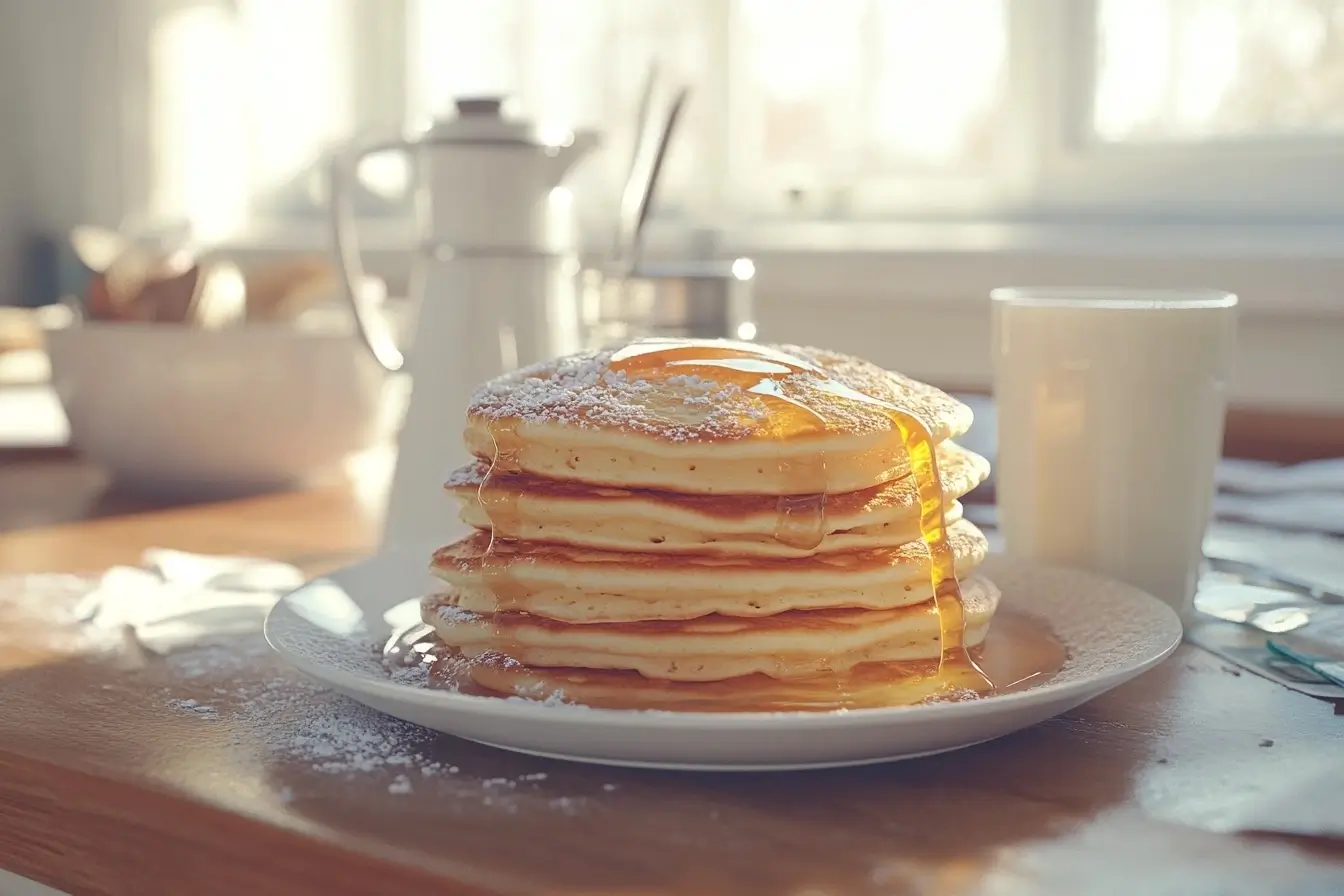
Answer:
421;612;1066;712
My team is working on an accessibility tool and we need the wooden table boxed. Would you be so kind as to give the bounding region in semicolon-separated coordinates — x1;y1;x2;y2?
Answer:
1;454;1342;895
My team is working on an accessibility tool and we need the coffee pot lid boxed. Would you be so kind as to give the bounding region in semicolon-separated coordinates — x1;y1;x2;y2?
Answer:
419;96;572;148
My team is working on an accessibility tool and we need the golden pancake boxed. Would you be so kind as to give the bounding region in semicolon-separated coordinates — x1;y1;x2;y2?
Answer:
465;341;974;495
422;574;1000;682
443;648;992;712
445;440;989;558
430;518;989;622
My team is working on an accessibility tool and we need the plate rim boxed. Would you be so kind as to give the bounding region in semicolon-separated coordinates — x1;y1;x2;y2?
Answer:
263;552;1183;730
450;734;1010;771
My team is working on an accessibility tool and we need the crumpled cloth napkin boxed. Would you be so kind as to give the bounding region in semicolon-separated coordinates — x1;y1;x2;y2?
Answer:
74;548;304;654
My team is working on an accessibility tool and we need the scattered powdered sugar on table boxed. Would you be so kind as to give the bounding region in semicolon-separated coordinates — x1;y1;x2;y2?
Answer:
165;636;276;680
157;633;606;810
4;561;615;809
3;566;612;807
168;697;218;716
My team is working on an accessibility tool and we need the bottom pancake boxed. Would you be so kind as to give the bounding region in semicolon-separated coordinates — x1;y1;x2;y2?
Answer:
436;647;997;712
422;575;1000;682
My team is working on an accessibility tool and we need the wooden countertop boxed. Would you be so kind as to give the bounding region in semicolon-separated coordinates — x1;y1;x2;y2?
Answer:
1;455;1342;895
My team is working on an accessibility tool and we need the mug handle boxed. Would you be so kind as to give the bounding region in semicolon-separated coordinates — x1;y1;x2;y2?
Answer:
329;137;414;373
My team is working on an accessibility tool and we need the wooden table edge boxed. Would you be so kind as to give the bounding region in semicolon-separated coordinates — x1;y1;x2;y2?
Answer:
0;747;509;896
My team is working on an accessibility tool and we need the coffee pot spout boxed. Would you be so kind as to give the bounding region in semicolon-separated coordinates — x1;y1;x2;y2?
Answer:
547;129;601;185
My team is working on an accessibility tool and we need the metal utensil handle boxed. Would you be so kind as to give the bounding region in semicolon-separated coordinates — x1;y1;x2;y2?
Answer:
614;61;660;266
329;137;412;372
628;86;691;274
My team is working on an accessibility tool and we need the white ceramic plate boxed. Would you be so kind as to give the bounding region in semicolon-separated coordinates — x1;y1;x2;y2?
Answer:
264;546;1181;771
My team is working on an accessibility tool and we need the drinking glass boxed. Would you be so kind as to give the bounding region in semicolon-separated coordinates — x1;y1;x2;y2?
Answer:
991;287;1238;623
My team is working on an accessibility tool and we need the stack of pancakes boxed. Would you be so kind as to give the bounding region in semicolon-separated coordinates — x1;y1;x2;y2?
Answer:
422;340;996;710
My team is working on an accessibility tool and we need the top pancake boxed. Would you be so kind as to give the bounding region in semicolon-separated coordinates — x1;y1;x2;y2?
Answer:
464;339;974;495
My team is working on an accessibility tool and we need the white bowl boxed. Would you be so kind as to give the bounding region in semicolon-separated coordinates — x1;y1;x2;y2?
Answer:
45;321;398;496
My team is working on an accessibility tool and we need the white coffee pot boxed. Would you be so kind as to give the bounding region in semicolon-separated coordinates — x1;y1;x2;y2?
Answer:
329;97;599;545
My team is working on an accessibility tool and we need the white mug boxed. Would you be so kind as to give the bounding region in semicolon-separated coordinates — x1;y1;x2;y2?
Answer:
991;287;1238;623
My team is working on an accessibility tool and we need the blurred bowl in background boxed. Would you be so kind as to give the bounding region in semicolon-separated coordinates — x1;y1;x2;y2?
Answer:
45;320;403;497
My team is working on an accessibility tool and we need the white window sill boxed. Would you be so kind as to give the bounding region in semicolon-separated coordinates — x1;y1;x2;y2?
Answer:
726;218;1344;259
717;220;1344;319
221;217;1344;317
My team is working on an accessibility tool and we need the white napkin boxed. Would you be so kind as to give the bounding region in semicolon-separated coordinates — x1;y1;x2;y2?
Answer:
1217;457;1344;495
1204;521;1344;598
1213;492;1344;536
75;548;304;654
1217;760;1344;841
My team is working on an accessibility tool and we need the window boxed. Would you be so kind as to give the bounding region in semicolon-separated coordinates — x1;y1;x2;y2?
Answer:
146;0;358;241
725;0;1010;218
1092;0;1344;143
1035;0;1344;218
139;0;1344;243
148;2;250;241
409;0;714;221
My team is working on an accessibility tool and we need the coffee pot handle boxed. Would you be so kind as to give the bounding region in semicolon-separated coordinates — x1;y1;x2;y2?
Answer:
329;138;413;373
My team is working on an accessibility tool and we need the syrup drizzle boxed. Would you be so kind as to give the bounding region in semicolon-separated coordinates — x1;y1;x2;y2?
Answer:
610;340;834;550
606;338;982;679
478;420;530;622
468;338;1019;707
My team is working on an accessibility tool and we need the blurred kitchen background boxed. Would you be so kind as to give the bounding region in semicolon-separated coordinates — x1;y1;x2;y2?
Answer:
3;0;1344;491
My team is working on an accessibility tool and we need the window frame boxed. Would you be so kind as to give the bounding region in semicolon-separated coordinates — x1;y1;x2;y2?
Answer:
192;0;1344;413
1026;0;1344;221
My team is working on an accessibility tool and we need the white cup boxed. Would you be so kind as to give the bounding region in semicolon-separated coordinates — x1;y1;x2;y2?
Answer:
990;287;1238;623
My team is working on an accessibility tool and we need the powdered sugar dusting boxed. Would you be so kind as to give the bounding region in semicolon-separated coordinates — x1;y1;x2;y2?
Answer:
433;602;483;627
444;462;487;489
158;631;609;808
465;343;971;443
467;348;751;441
505;685;573;708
